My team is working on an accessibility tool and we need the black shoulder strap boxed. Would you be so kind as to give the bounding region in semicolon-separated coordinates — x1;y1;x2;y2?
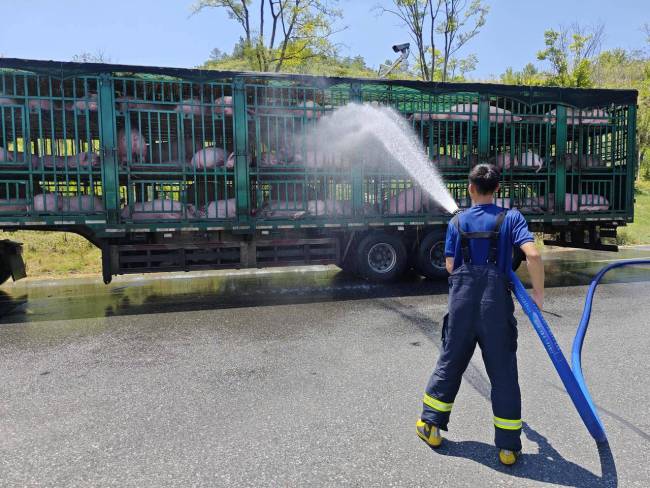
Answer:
487;211;508;264
454;210;508;265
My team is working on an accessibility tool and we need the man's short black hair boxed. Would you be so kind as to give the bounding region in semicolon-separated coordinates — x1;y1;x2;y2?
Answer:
469;164;500;195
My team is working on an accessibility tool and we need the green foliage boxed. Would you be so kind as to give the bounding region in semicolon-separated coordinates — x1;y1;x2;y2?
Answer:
193;0;343;73
536;25;604;88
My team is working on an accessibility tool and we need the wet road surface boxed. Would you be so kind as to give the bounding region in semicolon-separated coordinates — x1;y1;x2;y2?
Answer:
0;247;649;487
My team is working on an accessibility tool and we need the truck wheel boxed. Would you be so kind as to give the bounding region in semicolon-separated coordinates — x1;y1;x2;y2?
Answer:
416;230;449;280
512;246;525;271
356;232;407;282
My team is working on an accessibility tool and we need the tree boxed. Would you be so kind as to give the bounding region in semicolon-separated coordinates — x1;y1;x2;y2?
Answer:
192;0;343;72
378;0;488;82
71;50;111;63
536;23;604;88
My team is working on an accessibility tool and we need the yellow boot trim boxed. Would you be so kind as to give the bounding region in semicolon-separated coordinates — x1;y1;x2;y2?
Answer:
416;419;443;448
423;393;453;413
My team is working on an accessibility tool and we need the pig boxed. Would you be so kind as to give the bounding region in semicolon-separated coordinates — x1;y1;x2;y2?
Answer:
543;108;609;125
66;94;98;111
410;112;450;121
258;152;280;167
116;97;163;112
563;154;607;171
117;128;147;163
265;201;307;220
203;199;237;219
0;96;17;106
0;147;13;162
546;193;610;212
491;151;544;172
60;195;104;212
0;199;27;213
212;96;234;116
290;100;321;119
431;154;463;166
78;152;101;168
448;104;522;123
496;196;545;213
387;188;423;215
32;193;61;212
293;150;318;168
190;147;234;169
28;99;55;112
121;199;191;220
175;98;205;116
307;199;352;216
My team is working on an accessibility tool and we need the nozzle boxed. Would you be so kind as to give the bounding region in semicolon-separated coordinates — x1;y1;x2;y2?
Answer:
451;208;462;216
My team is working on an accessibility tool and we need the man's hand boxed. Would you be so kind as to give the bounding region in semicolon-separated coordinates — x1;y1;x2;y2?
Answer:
520;242;544;310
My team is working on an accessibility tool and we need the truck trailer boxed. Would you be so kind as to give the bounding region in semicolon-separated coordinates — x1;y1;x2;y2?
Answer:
0;58;638;284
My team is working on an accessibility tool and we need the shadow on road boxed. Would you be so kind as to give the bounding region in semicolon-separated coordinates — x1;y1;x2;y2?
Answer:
380;299;618;487
435;423;618;488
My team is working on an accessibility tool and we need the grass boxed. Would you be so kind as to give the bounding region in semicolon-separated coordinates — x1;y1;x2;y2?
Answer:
2;181;649;281
2;230;101;280
617;179;650;245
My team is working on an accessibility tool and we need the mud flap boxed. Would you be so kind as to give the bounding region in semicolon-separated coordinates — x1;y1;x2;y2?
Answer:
0;240;26;282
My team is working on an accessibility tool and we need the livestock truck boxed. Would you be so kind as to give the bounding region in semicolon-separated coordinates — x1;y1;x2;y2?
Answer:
0;58;639;285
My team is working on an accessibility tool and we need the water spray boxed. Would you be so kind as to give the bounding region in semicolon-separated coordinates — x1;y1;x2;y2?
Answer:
510;259;650;442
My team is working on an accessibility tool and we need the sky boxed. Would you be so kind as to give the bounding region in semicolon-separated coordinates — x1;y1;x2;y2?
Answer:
0;0;648;79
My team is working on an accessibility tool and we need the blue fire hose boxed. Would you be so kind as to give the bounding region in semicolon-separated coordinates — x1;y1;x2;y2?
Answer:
509;259;650;443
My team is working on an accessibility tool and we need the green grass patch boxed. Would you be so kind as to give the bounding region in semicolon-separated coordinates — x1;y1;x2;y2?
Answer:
3;231;101;279
617;179;650;245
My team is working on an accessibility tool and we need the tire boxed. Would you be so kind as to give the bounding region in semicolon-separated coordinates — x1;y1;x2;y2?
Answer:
512;246;525;271
416;229;449;280
356;232;407;283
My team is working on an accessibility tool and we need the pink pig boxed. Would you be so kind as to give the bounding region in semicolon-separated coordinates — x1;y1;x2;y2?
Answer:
0;96;17;106
544;108;609;125
307;199;352;216
213;96;234;116
448;104;522;123
60;195;104;212
204;199;236;219
117;128;147;163
28;99;55;112
121;199;191;220
290;100;321;119
67;94;98;111
547;193;610;212
387;188;423;215
32;193;61;212
0;199;27;213
190;147;234;169
175;98;205;116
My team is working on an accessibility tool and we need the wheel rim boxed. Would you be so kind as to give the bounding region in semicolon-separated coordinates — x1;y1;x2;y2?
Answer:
367;242;397;274
429;241;446;271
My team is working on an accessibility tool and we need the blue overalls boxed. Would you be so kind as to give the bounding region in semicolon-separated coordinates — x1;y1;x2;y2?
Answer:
421;210;522;451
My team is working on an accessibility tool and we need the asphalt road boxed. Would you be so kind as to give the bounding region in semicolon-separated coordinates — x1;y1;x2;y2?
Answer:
0;249;649;487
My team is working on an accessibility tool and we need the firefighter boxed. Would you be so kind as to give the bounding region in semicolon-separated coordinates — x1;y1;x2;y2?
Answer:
416;163;545;466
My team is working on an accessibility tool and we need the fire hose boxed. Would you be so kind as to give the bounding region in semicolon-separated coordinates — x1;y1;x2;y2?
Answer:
509;259;650;443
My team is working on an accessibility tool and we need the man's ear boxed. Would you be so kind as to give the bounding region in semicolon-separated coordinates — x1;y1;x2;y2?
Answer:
495;184;500;194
